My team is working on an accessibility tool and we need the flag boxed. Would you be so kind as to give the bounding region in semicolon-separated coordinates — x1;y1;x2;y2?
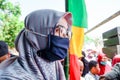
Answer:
67;0;88;80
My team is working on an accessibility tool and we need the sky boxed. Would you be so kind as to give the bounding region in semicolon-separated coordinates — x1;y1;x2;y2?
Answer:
85;0;120;38
11;0;120;38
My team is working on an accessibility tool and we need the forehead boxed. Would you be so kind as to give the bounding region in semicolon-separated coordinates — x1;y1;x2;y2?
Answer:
95;64;99;68
57;18;68;29
102;56;107;59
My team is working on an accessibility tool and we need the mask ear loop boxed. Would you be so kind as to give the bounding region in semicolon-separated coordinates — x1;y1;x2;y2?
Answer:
25;28;40;51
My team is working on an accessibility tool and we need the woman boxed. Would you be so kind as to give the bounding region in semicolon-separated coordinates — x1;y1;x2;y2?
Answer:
97;53;111;75
99;54;120;80
112;54;120;66
0;9;72;80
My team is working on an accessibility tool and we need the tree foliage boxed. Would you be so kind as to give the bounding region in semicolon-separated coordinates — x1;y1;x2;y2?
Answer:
0;0;23;48
84;35;103;49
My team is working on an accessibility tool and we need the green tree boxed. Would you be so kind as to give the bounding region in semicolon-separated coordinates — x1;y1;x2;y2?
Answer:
84;35;103;49
0;0;23;48
84;35;94;45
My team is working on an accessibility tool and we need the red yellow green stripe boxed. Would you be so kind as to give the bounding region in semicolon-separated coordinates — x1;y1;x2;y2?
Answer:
67;0;88;80
70;27;84;57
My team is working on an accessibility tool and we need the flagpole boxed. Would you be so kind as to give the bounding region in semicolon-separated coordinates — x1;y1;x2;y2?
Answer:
64;53;69;80
65;0;68;12
64;0;69;80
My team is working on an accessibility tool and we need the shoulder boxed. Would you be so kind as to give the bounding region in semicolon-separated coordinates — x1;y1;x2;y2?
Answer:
0;56;17;69
84;73;92;79
81;77;85;80
113;63;120;68
110;63;120;72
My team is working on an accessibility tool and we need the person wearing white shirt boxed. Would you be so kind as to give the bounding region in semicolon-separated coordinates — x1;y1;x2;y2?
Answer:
85;60;100;80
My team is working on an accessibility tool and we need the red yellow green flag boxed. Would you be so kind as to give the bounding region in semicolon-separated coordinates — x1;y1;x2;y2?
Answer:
67;0;88;80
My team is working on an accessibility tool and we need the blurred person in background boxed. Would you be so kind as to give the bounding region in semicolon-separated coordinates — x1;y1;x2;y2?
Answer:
0;41;11;63
85;60;100;80
79;60;85;80
81;51;89;77
112;54;120;67
97;53;111;75
99;62;120;80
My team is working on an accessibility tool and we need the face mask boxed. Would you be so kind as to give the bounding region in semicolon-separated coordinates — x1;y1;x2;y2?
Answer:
37;34;69;61
100;61;107;65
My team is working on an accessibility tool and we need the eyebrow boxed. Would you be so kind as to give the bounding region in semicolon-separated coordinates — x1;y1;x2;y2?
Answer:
56;25;67;30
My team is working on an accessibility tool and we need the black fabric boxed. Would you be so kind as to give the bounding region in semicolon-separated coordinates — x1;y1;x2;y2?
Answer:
0;41;8;57
81;51;89;77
